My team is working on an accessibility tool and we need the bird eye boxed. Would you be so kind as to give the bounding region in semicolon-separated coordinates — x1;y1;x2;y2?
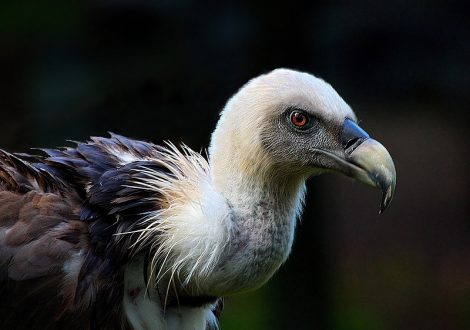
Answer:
290;111;310;128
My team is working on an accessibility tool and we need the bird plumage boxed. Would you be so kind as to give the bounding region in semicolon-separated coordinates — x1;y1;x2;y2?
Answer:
0;68;396;329
0;135;224;329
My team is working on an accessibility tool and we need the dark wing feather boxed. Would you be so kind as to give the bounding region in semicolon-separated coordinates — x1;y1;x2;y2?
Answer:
0;140;133;329
0;135;170;329
0;150;63;194
0;190;95;329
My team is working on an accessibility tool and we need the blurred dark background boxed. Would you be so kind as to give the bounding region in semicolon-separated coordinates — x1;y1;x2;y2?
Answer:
0;1;468;329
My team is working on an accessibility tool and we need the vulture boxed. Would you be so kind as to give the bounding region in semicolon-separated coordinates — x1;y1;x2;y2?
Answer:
0;69;396;330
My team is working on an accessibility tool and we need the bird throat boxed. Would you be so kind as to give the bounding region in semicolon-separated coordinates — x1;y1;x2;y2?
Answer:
207;171;306;295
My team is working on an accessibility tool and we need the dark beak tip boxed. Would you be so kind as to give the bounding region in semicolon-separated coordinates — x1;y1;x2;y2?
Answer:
378;186;394;214
379;203;387;215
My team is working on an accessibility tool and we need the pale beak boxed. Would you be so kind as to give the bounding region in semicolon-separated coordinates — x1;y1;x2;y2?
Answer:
340;119;396;213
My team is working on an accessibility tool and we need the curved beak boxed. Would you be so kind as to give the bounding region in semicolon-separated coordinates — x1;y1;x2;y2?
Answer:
334;119;396;213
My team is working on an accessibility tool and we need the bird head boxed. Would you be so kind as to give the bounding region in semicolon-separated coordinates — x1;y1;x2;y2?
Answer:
210;68;396;212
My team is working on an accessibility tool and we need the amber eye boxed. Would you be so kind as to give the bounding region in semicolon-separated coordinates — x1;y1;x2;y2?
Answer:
290;111;309;128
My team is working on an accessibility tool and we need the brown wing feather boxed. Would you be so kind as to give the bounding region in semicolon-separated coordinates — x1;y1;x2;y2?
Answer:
0;150;128;329
0;135;187;329
0;188;94;326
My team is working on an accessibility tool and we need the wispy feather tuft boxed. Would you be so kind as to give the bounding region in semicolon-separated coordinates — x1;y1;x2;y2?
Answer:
122;142;231;297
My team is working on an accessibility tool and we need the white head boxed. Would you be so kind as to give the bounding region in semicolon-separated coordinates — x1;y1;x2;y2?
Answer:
209;68;395;212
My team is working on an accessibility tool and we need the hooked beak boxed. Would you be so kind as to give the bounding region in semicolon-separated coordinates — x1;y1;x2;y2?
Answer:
323;118;396;213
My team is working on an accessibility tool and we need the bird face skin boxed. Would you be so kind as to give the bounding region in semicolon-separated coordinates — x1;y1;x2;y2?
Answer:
262;105;396;213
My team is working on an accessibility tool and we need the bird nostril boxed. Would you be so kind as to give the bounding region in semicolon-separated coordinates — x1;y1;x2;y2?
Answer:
345;137;359;150
344;137;366;154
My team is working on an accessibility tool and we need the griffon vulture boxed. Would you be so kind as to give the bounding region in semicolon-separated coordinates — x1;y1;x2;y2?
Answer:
0;69;396;329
